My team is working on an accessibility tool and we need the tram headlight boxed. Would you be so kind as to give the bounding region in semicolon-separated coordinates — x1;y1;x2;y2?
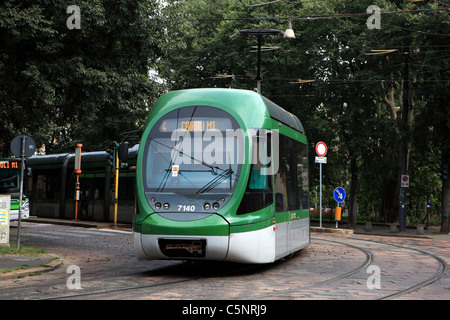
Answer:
163;203;170;210
155;202;162;210
213;202;220;210
203;203;211;210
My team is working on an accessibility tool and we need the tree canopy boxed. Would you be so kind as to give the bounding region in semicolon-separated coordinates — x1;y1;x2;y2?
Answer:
0;0;448;231
0;0;166;153
157;0;450;231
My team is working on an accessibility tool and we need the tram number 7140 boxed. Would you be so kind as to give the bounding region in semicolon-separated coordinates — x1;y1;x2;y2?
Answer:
178;205;196;212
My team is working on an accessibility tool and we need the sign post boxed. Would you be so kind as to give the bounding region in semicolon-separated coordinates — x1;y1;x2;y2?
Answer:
399;174;409;232
315;142;327;228
333;187;346;228
74;144;82;221
10;134;37;250
114;146;119;227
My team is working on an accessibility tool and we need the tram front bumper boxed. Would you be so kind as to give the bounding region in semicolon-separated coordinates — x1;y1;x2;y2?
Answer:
134;213;229;261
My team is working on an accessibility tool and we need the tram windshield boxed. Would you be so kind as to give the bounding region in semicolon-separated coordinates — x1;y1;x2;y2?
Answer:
143;106;243;193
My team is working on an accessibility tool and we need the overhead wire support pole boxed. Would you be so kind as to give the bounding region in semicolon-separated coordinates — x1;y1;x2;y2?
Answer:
114;148;119;227
74;144;82;222
256;34;263;94
230;27;294;95
319;162;322;228
399;52;409;232
17;136;26;250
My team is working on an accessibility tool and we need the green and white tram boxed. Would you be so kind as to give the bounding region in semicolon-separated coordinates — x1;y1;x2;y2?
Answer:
134;88;309;263
0;158;29;221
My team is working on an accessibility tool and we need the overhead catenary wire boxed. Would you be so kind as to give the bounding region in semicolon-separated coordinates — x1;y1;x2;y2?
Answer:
187;7;450;22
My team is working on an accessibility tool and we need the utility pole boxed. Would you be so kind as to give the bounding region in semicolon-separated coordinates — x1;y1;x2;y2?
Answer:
256;35;262;94
231;27;295;94
399;52;409;232
74;144;82;221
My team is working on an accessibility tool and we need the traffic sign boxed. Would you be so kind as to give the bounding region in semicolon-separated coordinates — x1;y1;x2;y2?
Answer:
334;187;346;203
10;134;37;159
316;141;327;157
9;134;36;250
315;156;327;164
401;175;409;187
316;141;327;228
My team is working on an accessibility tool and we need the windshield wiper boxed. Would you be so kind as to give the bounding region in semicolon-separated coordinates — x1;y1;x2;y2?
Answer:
196;169;233;194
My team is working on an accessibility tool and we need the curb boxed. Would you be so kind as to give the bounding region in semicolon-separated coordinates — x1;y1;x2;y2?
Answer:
0;254;63;280
311;226;354;235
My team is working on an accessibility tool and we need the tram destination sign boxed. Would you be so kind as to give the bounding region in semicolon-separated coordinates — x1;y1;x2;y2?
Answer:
159;118;233;133
0;160;19;170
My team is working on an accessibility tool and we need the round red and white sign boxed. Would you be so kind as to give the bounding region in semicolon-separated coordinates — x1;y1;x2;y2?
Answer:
316;141;327;157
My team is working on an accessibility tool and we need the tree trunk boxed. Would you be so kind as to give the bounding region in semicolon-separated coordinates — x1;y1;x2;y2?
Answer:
348;157;358;228
382;178;399;223
441;179;450;234
439;93;450;233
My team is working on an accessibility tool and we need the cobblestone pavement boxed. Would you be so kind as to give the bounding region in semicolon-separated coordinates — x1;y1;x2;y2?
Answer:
1;222;448;300
116;233;449;300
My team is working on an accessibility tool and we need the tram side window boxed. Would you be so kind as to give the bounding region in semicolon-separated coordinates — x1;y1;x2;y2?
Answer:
35;171;60;200
118;176;135;202
237;132;273;215
236;165;273;215
275;135;308;212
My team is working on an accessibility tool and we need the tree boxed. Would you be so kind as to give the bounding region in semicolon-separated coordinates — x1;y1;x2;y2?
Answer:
151;0;450;230
0;0;166;154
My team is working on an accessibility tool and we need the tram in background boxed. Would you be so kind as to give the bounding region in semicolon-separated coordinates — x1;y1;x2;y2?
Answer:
0;158;29;221
133;88;310;264
26;146;138;223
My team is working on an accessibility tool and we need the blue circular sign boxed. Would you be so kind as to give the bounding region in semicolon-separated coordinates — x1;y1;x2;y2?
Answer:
10;134;37;159
334;187;346;203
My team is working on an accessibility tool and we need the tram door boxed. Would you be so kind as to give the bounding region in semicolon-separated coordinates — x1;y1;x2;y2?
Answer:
77;171;108;221
274;135;309;255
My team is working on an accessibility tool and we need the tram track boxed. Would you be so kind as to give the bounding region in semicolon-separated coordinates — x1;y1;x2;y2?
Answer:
345;236;448;300
45;237;376;300
4;224;447;300
248;235;447;300
44;261;265;300
319;235;447;300
41;235;448;300
246;237;374;299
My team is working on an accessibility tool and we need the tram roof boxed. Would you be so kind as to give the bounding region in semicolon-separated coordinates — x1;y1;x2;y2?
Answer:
149;88;305;134
27;147;138;167
261;96;304;134
27;152;104;165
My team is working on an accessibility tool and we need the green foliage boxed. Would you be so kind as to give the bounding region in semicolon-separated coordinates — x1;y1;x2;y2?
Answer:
0;0;448;229
0;0;166;154
158;0;449;228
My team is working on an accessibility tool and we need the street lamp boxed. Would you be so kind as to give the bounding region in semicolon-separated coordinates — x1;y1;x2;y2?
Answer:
231;21;295;94
284;20;295;39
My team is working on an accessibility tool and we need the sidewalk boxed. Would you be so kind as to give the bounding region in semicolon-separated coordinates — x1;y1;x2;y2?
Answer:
312;220;450;240
0;252;62;280
1;216;131;280
26;215;132;230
